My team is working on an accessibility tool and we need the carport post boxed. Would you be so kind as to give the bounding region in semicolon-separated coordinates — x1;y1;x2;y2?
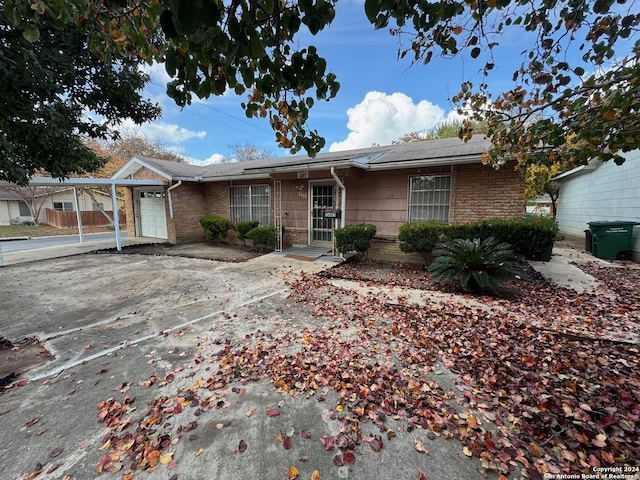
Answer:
73;187;84;243
111;183;122;251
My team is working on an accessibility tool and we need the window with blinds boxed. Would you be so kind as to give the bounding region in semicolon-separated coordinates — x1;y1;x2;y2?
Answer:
408;175;451;222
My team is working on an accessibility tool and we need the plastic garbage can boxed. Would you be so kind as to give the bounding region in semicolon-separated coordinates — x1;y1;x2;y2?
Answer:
588;221;639;260
584;229;592;253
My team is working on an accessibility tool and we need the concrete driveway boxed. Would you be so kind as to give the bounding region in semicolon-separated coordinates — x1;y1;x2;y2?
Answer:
0;233;129;253
0;247;496;480
3;242;624;480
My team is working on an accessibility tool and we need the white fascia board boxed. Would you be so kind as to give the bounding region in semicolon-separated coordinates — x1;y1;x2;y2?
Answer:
242;160;369;175
197;173;272;182
367;155;481;171
553;164;596;181
111;157;173;180
0;178;167;187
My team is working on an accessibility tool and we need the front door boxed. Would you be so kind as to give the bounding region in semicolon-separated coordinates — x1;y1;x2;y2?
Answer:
310;182;334;245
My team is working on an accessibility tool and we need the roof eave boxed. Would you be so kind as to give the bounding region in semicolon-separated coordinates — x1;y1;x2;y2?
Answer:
553;164;597;181
242;159;369;175
197;173;273;182
368;155;483;170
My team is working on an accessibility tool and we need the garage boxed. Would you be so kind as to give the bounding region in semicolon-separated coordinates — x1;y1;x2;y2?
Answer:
136;189;168;239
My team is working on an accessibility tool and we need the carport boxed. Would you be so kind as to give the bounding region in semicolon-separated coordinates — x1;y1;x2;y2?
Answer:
0;177;166;251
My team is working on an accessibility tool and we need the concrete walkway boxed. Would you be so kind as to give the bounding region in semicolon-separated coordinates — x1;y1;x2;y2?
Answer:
528;242;620;293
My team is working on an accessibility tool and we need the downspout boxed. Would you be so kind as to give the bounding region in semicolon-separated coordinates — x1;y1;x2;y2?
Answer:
167;180;182;219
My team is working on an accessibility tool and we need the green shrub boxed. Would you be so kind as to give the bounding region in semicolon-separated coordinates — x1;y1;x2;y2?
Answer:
246;225;285;251
398;217;558;259
199;215;234;243
428;237;525;295
471;217;558;258
398;220;448;260
234;221;260;246
334;224;377;258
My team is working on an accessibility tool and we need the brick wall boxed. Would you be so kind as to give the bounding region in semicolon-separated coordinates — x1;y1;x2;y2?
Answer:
124;187;135;238
285;227;307;246
168;183;207;244
450;162;525;223
368;237;425;264
204;183;230;217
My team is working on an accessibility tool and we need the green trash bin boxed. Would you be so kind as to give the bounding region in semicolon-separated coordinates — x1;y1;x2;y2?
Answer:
588;221;639;260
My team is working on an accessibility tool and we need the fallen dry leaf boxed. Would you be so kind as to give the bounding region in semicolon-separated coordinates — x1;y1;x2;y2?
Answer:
414;438;428;454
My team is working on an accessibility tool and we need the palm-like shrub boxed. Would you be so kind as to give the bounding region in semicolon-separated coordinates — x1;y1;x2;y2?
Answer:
428;237;524;295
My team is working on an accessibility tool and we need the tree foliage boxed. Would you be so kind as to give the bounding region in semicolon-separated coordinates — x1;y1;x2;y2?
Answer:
0;9;160;185
5;0;639;170
100;134;187;164
227;142;273;162
392;119;489;144
5;0;339;158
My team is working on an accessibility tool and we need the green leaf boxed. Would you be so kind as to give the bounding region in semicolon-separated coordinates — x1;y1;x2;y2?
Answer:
22;23;39;43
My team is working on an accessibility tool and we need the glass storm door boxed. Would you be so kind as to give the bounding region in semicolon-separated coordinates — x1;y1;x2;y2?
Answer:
310;183;334;244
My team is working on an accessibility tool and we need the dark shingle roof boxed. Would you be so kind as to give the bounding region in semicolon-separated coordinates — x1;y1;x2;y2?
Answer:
120;136;493;181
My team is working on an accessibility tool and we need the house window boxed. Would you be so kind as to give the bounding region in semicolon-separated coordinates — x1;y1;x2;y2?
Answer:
18;201;30;216
53;202;74;211
92;202;104;211
230;185;270;225
408;175;451;222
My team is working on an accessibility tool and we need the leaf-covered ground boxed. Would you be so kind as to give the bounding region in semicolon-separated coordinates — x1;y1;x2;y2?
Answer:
94;260;640;479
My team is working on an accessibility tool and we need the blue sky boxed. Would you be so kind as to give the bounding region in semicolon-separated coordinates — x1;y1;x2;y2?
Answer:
123;1;546;164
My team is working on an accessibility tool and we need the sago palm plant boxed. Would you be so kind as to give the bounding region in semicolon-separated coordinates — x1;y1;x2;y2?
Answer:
428;236;525;295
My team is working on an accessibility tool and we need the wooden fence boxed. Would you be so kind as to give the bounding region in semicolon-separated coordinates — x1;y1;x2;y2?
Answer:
46;209;126;228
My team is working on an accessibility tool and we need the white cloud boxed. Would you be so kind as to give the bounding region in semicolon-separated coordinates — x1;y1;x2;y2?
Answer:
140;61;172;86
117;119;206;143
186;153;226;166
329;92;446;151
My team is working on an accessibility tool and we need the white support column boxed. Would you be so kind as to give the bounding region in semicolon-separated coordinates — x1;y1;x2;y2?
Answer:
111;183;122;251
73;187;84;243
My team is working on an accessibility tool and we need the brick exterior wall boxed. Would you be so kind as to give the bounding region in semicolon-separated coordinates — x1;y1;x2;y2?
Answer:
204;183;230;217
285;227;308;246
124;162;525;251
367;237;425;263
450;162;525;223
167;183;207;244
124;187;135;238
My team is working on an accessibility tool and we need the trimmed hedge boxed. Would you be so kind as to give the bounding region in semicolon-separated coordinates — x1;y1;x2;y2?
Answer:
234;221;259;246
398;220;448;259
334;223;377;257
399;216;558;259
199;215;234;243
246;225;285;251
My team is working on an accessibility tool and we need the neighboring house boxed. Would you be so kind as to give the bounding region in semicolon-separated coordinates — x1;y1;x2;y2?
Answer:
554;149;640;260
0;187;123;226
525;195;553;217
113;136;526;259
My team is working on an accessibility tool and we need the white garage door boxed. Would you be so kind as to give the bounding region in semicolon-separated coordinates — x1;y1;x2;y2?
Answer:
138;190;167;239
